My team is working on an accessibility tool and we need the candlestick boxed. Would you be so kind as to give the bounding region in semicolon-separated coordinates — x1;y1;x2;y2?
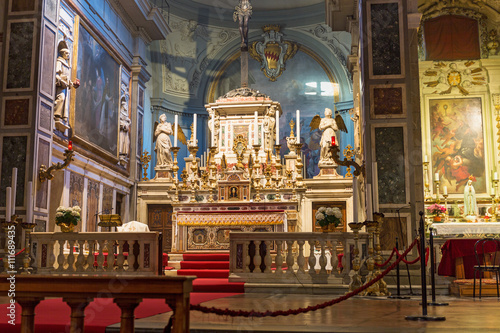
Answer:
254;111;258;145
296;110;300;143
434;172;439;182
424;155;428;163
443;186;448;196
276;109;280;144
193;113;197;143
353;177;359;222
6;187;12;221
68;140;73;150
495;172;499;181
372;162;379;213
174;115;178;147
11;168;17;216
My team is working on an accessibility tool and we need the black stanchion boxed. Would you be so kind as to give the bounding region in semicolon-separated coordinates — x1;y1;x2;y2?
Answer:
405;212;446;322
388;237;410;300
427;227;449;306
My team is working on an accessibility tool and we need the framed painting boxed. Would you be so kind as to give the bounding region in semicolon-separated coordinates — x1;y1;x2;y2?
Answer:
71;19;121;162
429;98;486;194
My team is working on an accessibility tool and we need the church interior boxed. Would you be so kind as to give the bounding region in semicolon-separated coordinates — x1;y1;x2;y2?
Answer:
1;0;500;331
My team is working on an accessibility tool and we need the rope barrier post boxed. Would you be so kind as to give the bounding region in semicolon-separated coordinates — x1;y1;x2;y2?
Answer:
406;212;445;322
388;237;410;300
427;227;448;306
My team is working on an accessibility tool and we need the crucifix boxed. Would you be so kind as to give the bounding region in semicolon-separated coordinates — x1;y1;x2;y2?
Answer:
234;0;252;87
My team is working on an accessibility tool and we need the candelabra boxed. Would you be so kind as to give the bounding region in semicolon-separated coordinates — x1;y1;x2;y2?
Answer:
274;145;282;201
189;150;199;203
373;213;389;296
139;151;151;181
2;216;18;271
39;148;74;182
329;144;365;177
423;160;432;201
348;222;364;292
171;147;180;202
491;191;497;222
293;143;304;188
20;221;37;274
442;192;449;221
208;146;217;203
252;145;262;202
286;120;297;156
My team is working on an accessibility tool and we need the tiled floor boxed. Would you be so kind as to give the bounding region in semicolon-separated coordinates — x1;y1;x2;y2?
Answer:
106;293;500;332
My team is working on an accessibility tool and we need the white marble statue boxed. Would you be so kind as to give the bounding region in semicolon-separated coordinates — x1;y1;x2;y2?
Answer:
208;108;220;148
54;42;79;121
263;105;276;150
309;107;348;166
154;114;173;167
119;98;131;159
463;177;478;218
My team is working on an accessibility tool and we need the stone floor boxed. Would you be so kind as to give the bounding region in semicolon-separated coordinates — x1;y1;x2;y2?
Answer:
106;293;500;332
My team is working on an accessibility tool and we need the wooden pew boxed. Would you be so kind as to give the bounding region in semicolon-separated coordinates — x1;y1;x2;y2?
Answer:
0;275;194;333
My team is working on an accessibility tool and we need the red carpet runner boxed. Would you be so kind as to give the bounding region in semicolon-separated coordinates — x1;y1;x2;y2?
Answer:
0;292;240;333
176;253;245;293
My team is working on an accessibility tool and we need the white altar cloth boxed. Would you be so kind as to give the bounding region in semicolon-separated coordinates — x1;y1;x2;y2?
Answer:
432;222;500;236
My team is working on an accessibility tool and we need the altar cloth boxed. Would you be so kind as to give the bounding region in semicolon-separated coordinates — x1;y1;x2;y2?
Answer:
432;222;500;236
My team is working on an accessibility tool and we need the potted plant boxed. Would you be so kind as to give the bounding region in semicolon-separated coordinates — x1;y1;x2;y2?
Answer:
316;207;342;232
55;206;81;232
426;204;446;222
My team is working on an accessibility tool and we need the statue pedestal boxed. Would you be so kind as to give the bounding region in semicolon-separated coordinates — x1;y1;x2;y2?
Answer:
54;119;70;133
315;162;341;179
154;166;173;181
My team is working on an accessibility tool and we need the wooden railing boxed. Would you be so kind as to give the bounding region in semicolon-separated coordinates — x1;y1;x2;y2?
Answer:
0;275;194;333
30;232;161;275
229;232;370;285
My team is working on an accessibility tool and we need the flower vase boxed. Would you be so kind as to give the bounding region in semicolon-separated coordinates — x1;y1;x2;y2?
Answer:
321;225;329;233
59;223;75;232
433;215;442;223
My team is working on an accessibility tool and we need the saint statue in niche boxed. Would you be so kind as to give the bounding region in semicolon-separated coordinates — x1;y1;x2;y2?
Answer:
54;41;79;124
119;96;131;164
229;186;239;199
154;114;173;168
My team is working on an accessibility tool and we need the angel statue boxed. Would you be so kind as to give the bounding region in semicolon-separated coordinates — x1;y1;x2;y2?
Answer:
154;114;187;169
310;108;348;165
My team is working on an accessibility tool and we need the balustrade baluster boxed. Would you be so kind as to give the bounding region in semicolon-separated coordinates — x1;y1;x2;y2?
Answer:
56;240;66;272
285;240;294;275
253;241;262;273
67;240;76;272
97;240;105;271
129;240;138;272
243;241;250;273
264;241;272;273
106;239;114;272
297;240;305;273
275;240;283;275
308;239;316;277
319;240;327;275
75;239;86;272
116;240;126;271
138;240;145;272
48;240;56;270
86;240;95;272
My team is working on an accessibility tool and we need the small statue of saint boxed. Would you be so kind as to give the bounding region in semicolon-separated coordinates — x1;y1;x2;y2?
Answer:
54;41;79;122
119;97;131;163
154;114;173;168
463;176;478;218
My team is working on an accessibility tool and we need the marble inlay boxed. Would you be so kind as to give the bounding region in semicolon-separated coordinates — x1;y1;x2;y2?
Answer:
4;98;29;125
41;26;56;97
36;139;50;210
86;179;100;232
370;2;401;76
373;87;403;116
102;185;113;214
375;127;406;204
6;21;34;89
39;101;52;131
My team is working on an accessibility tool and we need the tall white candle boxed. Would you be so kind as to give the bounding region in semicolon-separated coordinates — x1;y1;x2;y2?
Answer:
6;187;12;221
434;172;439;182
11;167;17;215
174;115;178;147
296;110;300;143
492;187;496;196
275;109;280;145
254;111;258;145
494;172;499;181
26;181;33;224
193;114;197;143
372;162;379;213
366;183;373;221
443;186;448;195
424;155;428;163
353;177;359;222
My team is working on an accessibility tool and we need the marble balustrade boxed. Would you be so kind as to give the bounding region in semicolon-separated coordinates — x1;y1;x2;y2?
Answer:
229;232;370;285
30;232;161;275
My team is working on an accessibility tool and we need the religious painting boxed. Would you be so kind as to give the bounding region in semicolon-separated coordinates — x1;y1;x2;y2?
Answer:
73;22;121;160
429;98;485;194
312;202;346;232
233;125;249;144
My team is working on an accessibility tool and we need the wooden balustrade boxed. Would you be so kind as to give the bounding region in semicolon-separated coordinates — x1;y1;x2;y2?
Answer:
30;232;160;275
0;275;194;333
229;232;369;285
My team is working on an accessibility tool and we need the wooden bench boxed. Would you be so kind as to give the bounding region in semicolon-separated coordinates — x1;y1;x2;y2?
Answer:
0;275;194;333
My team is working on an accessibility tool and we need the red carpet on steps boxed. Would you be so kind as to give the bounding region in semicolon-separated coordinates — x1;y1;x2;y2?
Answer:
176;252;245;293
0;292;241;333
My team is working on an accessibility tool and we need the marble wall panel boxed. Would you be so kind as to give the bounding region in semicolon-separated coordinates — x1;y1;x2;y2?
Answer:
137;112;143;157
369;2;401;76
1;136;27;207
39;101;52;132
34;219;47;232
36;138;50;210
5;21;35;90
41;25;56;97
379;215;408;251
86;179;100;232
9;0;36;13
3;98;30;126
44;0;58;24
102;185;113;214
372;86;404;118
375;126;406;205
69;172;84;207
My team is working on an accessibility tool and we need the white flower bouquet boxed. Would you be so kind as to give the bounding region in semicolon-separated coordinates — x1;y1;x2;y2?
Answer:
55;206;81;227
315;206;342;228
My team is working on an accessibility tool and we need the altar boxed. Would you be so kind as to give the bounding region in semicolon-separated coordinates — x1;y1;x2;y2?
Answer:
432;222;500;237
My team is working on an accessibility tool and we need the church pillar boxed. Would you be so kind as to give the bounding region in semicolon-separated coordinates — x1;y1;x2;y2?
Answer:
359;0;424;242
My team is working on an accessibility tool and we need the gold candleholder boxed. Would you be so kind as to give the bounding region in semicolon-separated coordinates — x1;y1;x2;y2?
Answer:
434;179;441;204
348;222;364;292
171;147;180;202
21;221;37;274
423;161;432;201
442;193;449;221
360;220;381;296
293;143;304;188
373;213;389;296
491;193;497;222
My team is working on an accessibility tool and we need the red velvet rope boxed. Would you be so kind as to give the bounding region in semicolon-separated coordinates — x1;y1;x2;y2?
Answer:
0;248;25;260
191;238;420;317
375;244;430;267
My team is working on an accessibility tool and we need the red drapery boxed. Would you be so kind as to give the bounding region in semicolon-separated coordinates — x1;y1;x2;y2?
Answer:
424;15;480;60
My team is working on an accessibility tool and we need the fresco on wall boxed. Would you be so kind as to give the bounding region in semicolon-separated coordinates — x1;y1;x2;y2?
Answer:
430;98;485;194
74;24;120;158
213;51;353;178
